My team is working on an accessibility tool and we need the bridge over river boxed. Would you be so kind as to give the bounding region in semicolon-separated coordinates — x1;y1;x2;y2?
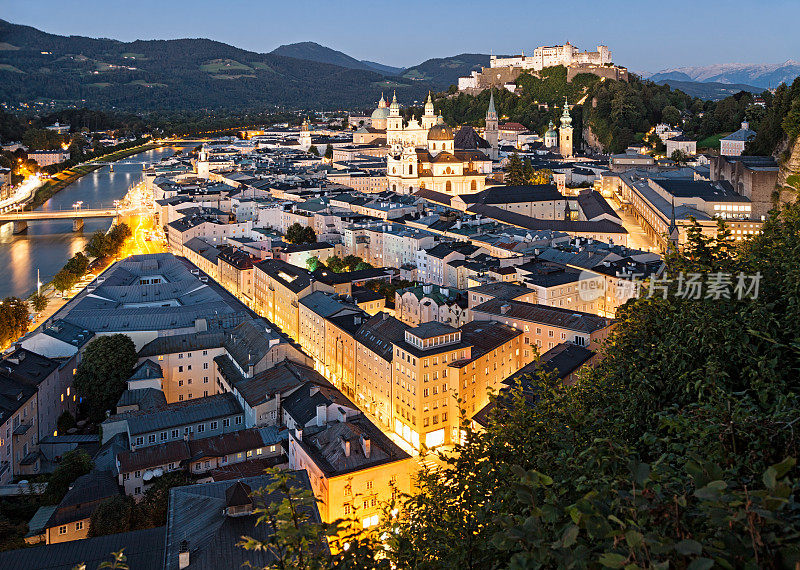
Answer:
0;206;139;233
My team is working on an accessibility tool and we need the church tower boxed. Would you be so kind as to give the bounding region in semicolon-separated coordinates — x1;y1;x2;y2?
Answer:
422;91;436;131
558;97;573;158
544;121;558;148
196;145;210;178
299;118;312;150
484;90;499;160
387;91;403;148
668;198;680;249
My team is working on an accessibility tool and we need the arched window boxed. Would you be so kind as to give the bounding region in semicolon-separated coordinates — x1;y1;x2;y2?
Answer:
470;180;477;191
420;182;426;190
446;181;452;193
392;167;396;174
409;164;414;175
432;143;437;150
392;184;397;191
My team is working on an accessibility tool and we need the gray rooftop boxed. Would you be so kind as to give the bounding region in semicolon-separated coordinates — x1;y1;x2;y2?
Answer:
104;392;243;436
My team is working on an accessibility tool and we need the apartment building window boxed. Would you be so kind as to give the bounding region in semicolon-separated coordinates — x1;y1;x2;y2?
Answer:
548;331;554;337
202;350;208;356
366;480;373;490
135;437;143;446
75;521;84;531
433;415;439;424
179;395;184;401
223;419;230;428
187;365;192;371
344;503;351;516
160;432;167;441
197;424;205;433
135;470;141;478
204;377;209;383
123;473;129;481
424;417;429;427
423;388;429;397
59;526;67;535
235;416;242;425
536;327;542;334
178;380;183;387
204;390;209;397
203;363;209;370
188;393;192;399
178;353;183;359
135;487;141;495
171;429;179;438
148;434;156;444
211;421;218;430
442;412;448;422
178;366;184;373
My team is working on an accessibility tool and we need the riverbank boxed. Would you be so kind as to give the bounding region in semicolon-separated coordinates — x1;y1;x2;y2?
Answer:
25;142;160;211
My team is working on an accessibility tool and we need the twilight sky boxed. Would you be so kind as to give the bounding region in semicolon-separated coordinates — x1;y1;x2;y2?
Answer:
2;0;798;73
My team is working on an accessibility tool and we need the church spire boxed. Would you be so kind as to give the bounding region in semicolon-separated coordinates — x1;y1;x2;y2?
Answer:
560;97;572;128
487;89;496;117
669;198;678;232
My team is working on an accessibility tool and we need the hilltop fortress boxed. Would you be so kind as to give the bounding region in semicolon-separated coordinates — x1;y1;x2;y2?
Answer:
458;42;628;92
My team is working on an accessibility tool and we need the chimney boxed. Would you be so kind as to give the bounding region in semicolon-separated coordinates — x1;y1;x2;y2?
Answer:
340;435;351;457
316;403;327;427
296;427;303;441
360;435;371;459
500;303;511;315
338;407;347;423
179;540;190;570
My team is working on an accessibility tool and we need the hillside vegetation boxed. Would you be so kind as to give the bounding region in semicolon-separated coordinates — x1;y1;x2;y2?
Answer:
0;19;432;110
434;66;781;154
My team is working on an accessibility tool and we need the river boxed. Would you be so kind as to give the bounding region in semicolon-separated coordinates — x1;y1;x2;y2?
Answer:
0;146;179;299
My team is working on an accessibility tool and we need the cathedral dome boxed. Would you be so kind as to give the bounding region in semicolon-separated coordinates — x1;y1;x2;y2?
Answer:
371;106;390;121
427;116;453;141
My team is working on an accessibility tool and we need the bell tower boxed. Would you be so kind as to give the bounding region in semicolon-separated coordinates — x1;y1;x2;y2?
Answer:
559;97;573;158
485;90;499;160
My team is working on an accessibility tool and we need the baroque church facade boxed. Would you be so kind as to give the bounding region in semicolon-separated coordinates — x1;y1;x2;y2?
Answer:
382;92;497;196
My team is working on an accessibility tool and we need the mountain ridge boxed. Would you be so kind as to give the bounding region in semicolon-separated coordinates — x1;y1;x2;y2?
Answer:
0;19;430;111
648;60;800;89
269;41;403;75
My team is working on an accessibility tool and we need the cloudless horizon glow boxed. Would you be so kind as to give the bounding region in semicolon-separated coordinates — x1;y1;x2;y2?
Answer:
1;0;799;73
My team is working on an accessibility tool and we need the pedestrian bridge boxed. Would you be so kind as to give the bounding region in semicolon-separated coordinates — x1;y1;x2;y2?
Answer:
0;208;122;233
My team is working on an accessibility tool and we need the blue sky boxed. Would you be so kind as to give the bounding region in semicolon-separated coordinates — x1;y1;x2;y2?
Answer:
2;0;798;72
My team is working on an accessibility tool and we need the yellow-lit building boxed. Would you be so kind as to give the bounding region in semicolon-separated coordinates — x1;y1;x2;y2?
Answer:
288;414;414;527
253;260;333;341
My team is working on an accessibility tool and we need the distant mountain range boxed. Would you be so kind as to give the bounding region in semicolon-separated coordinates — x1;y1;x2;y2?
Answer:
647;61;800;89
270;42;488;88
2;18;799;113
0;22;486;112
270;41;404;75
0;21;483;112
652;80;764;101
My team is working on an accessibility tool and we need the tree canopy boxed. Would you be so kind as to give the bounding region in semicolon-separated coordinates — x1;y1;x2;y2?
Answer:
0;297;29;349
73;334;137;422
285;223;317;244
45;449;93;504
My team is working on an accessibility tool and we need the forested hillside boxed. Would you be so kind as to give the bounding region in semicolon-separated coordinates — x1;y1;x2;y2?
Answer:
0;20;430;110
432;66;782;154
